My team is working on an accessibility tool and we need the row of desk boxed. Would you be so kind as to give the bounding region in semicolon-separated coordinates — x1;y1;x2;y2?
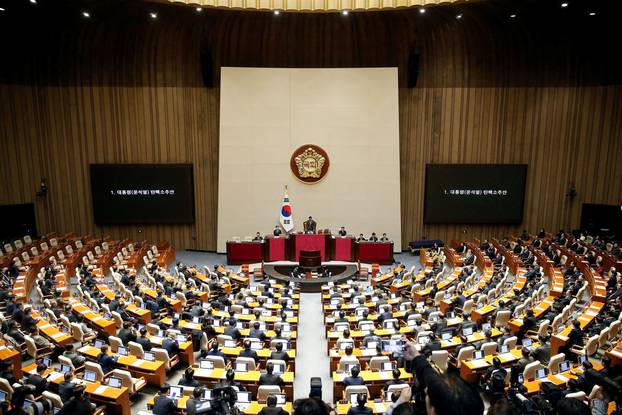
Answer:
226;234;394;265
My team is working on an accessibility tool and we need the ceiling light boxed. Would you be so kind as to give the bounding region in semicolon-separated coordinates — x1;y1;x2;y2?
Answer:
196;7;202;12
274;10;280;15
29;0;36;3
82;11;91;18
341;10;348;15
0;7;5;11
510;14;516;18
588;11;596;16
419;8;426;14
150;12;158;19
456;13;463;19
561;2;569;7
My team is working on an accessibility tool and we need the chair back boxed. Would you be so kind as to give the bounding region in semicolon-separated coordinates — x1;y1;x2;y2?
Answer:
85;361;105;381
344;385;369;402
128;341;145;358
431;350;448;372
257;385;281;402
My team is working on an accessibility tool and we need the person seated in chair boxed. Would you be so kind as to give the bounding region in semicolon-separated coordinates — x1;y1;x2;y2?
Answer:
162;332;180;357
344;365;365;387
240;339;259;364
63;344;86;368
270;342;289;363
58;371;79;403
356;234;367;242
379;233;390;242
152;385;178;415
347;393;372;415
369;233;379;242
136;327;152;352
253;232;263;242
259;394;290;415
259;362;284;387
224;318;242;340
97;345;118;374
249;321;267;341
179;367;200;387
384;368;405;392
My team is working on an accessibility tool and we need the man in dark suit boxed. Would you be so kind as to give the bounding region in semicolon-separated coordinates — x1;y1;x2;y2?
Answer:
347;393;372;415
63;344;86;368
343;365;365;387
179;367;201;388
303;216;317;234
28;363;49;397
369;233;379;242
136;328;152;352
162;333;180;357
240;339;259;364
338;227;347;237
249;321;267;341
270;342;289;363
152;385;178;415
57;385;95;415
58;371;78;402
118;322;137;345
259;362;284;386
273;226;282;237
97;345;118;374
207;342;228;364
224;318;242;340
383;369;405;392
259;395;290;415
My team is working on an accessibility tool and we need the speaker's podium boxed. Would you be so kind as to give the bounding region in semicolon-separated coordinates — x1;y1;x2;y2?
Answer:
289;233;329;261
299;250;322;268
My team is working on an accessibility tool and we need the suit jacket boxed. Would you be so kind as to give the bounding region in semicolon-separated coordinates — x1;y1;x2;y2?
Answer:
64;351;86;368
56;397;95;415
270;350;289;362
239;348;259;362
303;219;317;233
259;407;289;415
58;380;77;402
28;373;48;396
259;373;284;386
347;406;373;415
136;336;152;351
162;338;180;356
344;376;365;387
97;353;117;373
153;395;177;415
224;326;242;340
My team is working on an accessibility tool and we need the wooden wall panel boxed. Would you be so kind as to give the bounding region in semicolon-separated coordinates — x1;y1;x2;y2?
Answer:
0;1;620;250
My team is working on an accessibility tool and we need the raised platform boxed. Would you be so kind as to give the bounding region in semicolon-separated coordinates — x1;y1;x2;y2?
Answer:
262;261;359;292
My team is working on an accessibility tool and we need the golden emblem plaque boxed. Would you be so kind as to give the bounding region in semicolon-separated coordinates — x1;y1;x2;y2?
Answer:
289;144;330;184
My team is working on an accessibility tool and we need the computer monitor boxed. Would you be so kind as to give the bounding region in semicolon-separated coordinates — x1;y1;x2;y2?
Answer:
169;386;183;398
242;308;250;315
381;362;394;372
212;319;221;327
481;323;491;331
94;339;105;349
195;401;212;414
535;368;548;380
261;310;272;317
144;352;156;362
418;336;430;345
559;361;571;372
366;341;377;350
202;389;212;400
284;310;294;318
272;363;285;374
117;346;129;356
237;391;252;403
200;360;214;370
344;364;357;375
578;355;587;365
250;342;263;351
361;324;374;331
235;362;248;372
235;322;245;329
499;345;509;354
157;330;166;337
83;371;97;382
192;317;201;324
273;393;287;405
441;332;453;341
60;364;72;373
340;342;352;351
176;335;187;343
41;357;52;367
336;325;348;332
0;390;7;402
521;338;533;347
473;350;484;360
462;327;473;336
224;340;237;348
103;313;112;320
381;340;404;353
107;377;123;388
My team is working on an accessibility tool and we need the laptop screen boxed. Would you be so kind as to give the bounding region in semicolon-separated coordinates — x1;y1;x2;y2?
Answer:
462;327;473;336
559;361;570;372
94;339;105;349
366;341;377;350
169;386;183;398
272;363;285;374
381;362;394;371
499;345;509;353
235;362;248;372
441;332;453;341
473;351;484;360
224;340;237;348
349;393;363;406
237;391;251;403
522;338;532;347
60;364;72;373
481;323;491;331
144;352;156;362
202;389;212;400
274;393;287;405
200;360;214;370
195;401;211;414
0;390;7;402
535;368;548;379
41;358;52;367
84;371;97;382
117;346;128;356
108;377;122;388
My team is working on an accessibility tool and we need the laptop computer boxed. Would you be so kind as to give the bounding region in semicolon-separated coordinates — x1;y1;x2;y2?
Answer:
559;361;571;372
349;393;364;406
144;352;156;362
60;364;73;373
94;339;105;349
499;345;510;354
83;370;97;382
521;338;533;347
195;401;212;414
237;391;252;404
273;393;287;405
107;376;123;388
41;357;52;367
0;390;7;402
473;350;484;360
200;360;214;370
462;327;473;336
481;323;492;331
441;332;453;341
418;336;430;345
578;355;587;365
202;389;212;400
224;340;237;348
535;368;548;380
169;386;183;399
381;362;395;372
117;346;129;356
272;363;285;374
235;362;248;372
250;342;263;351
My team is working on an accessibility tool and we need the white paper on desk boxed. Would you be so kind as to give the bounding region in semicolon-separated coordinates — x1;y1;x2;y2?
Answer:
554;374;568;383
499;353;515;361
151;336;163;343
374;403;387;412
585;311;597;317
539;378;553;383
51;332;65;339
134;359;145;366
47;372;63;382
39;324;52;329
0;346;6;351
94;385;108;394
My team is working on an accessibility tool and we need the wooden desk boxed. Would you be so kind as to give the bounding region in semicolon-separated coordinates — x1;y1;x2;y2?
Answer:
332;368;412;399
459;349;523;383
551;300;604;355
78;345;166;386
147;396;293;415
336;402;391;414
0;341;22;379
146;334;195;366
34;314;74;348
22;363;131;415
192;368;295;400
70;300;118;337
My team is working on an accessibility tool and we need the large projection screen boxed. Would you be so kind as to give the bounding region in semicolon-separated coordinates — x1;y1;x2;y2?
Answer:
217;67;401;253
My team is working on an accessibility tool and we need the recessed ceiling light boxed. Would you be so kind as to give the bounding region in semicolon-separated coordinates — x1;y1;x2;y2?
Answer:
561;2;569;7
588;11;596;16
341;10;348;15
82;11;91;18
150;12;158;19
510;14;516;18
274;10;280;15
456;13;463;19
196;7;202;12
29;0;37;3
419;8;426;14
0;7;5;11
